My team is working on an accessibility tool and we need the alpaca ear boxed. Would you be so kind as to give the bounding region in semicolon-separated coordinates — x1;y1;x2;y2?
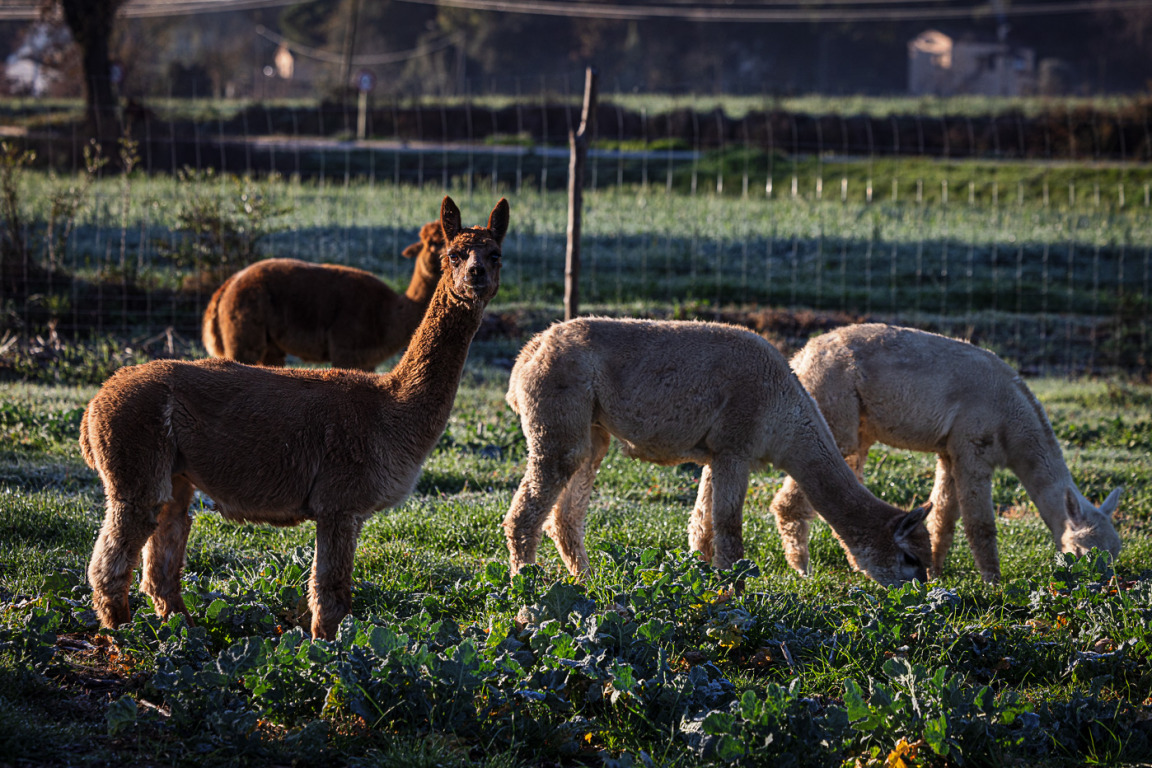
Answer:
896;503;931;540
422;220;444;244
440;196;462;243
401;241;421;259
487;198;510;245
1098;487;1123;518
1065;488;1086;529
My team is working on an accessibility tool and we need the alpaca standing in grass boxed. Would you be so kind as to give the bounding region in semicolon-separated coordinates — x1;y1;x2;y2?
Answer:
82;197;508;639
769;323;1122;582
201;220;446;371
503;318;931;586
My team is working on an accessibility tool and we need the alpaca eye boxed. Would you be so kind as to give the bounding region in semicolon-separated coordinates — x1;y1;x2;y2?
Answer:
448;251;463;263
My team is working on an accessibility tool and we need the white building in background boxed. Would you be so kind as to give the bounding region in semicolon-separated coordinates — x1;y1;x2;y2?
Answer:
274;44;294;80
4;24;69;96
908;29;1037;96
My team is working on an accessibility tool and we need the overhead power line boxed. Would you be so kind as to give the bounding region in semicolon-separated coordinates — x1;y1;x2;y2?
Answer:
254;25;463;65
390;0;1152;22
2;0;1151;21
0;0;298;20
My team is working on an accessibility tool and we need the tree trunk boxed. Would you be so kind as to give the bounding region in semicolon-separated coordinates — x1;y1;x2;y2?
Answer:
58;0;123;152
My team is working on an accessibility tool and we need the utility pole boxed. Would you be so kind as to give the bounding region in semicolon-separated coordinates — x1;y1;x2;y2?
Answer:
992;0;1008;96
340;0;362;103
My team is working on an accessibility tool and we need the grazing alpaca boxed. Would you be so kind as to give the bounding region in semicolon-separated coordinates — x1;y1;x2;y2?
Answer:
769;323;1122;583
82;197;508;639
503;318;931;586
201;220;446;371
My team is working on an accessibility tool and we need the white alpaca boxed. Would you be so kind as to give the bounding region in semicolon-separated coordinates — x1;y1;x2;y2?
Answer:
503;317;931;586
769;323;1122;582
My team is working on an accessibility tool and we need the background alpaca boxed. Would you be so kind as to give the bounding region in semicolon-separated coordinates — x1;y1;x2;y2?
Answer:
201;220;446;371
81;196;508;639
769;323;1122;582
503;317;931;586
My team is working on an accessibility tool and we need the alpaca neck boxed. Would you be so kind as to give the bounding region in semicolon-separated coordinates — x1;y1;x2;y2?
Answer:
787;446;893;529
1004;384;1077;540
1007;426;1077;541
775;410;898;532
393;258;441;334
382;279;485;448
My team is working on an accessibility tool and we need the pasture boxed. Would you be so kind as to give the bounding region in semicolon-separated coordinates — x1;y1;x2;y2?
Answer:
1;137;1151;764
1;339;1151;766
6;155;1152;375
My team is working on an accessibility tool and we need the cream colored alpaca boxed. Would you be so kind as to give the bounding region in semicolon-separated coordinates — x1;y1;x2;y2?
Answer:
504;318;932;586
201;220;446;371
769;323;1122;583
82;197;508;639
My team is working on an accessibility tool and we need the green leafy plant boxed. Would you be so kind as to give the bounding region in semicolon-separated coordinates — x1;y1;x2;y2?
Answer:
159;167;290;277
0;141;34;269
43;141;106;278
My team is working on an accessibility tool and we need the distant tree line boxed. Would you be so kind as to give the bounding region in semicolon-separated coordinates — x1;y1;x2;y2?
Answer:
1;0;1150;110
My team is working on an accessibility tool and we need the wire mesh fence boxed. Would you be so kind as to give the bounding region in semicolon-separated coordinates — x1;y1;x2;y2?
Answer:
2;75;1150;376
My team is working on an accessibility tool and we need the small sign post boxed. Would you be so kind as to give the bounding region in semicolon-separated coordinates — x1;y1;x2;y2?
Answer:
355;69;376;140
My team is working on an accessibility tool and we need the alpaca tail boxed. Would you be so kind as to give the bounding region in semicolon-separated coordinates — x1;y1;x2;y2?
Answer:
78;405;97;470
201;276;232;358
504;332;545;415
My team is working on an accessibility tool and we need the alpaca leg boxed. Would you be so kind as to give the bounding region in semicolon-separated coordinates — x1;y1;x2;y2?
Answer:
309;514;365;640
769;476;815;575
925;455;961;579
503;448;583;576
88;499;158;628
843;447;870;483
258;341;286;367
688;465;715;563
140;476;196;621
542;426;610;578
224;319;271;366
949;454;999;582
708;454;751;570
330;348;378;372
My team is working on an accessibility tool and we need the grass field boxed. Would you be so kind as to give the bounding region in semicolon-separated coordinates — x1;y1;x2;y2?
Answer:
7;159;1149;376
1;335;1151;766
12;161;1152;299
2;138;1152;764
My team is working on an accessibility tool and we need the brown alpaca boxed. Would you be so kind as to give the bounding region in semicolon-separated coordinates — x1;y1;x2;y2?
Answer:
82;197;508;640
503;318;931;587
769;323;1122;582
201;220;446;371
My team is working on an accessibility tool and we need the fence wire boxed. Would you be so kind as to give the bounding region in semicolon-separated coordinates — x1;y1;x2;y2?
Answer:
2;76;1150;376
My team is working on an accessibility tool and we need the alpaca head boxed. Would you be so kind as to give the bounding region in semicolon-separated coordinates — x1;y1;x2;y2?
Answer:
401;220;448;278
1060;486;1122;559
849;505;932;586
439;196;509;305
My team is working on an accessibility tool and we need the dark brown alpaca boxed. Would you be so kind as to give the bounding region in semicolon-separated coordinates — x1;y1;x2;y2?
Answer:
201;220;446;371
82;197;508;640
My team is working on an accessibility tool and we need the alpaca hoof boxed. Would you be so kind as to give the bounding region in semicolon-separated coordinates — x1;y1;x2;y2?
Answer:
508;558;532;580
150;595;192;625
310;606;347;640
782;550;810;576
94;598;132;629
311;619;336;641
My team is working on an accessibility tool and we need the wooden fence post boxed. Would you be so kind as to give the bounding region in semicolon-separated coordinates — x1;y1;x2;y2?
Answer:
565;67;598;321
